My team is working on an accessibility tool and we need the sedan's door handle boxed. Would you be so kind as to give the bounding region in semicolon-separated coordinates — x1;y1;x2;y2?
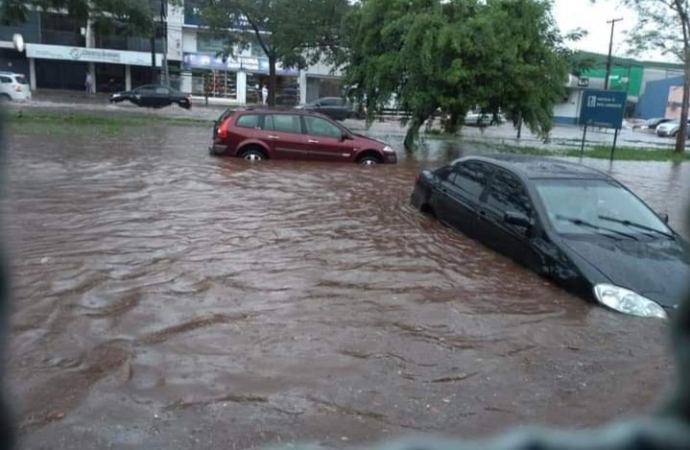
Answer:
267;135;279;140
308;139;319;144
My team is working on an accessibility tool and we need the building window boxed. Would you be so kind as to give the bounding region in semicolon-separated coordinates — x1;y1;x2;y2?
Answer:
250;40;266;57
40;12;84;47
197;33;226;53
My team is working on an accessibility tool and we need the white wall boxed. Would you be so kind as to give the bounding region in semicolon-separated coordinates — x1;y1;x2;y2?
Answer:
307;58;342;77
553;89;582;122
182;29;197;53
167;4;184;61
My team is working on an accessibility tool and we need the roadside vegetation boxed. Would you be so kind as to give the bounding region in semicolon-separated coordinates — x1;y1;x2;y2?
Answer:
8;109;687;162
5;110;209;135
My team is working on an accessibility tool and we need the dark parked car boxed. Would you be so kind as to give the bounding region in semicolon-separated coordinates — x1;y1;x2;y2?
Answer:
294;97;361;121
411;155;689;319
640;117;672;131
210;108;397;164
109;84;192;109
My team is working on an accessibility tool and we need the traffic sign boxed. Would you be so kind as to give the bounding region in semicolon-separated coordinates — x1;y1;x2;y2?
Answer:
579;89;627;130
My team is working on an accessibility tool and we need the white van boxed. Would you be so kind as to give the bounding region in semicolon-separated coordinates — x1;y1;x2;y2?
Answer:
0;72;31;102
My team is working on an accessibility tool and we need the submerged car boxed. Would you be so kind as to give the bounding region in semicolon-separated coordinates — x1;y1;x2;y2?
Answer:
210;108;397;164
411;155;689;319
109;84;191;109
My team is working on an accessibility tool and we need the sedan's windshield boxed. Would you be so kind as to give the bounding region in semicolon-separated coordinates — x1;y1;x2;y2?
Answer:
534;179;673;238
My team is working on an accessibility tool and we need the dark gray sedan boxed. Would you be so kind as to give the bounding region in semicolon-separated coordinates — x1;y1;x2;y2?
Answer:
411;155;689;319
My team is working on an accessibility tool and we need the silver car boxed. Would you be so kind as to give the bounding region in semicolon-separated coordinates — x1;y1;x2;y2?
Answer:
656;119;690;138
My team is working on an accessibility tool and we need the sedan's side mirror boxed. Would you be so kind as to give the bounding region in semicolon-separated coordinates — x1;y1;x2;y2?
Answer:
661;213;670;223
341;133;352;142
504;211;533;228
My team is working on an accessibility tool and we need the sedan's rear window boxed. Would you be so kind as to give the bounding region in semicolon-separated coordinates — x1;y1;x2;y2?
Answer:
236;114;259;128
13;75;26;84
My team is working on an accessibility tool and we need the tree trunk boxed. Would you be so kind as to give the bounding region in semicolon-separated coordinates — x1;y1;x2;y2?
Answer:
675;68;690;154
268;55;277;107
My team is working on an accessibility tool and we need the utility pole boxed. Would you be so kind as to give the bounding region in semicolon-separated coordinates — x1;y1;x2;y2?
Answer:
161;0;170;87
150;0;157;84
604;17;623;90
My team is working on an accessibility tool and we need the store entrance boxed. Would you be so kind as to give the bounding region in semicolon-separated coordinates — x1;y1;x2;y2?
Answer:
95;63;125;93
246;74;299;105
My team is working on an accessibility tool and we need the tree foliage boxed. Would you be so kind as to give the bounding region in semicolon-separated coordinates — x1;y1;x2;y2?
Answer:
197;0;348;106
339;0;572;151
607;0;690;153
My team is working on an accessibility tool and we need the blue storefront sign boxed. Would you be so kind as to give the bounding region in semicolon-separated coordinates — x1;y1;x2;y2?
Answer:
579;89;627;129
182;52;299;76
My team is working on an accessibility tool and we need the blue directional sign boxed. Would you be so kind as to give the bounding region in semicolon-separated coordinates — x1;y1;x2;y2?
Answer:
578;89;627;129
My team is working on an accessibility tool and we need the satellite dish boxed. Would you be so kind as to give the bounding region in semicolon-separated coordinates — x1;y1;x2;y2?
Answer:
13;34;25;53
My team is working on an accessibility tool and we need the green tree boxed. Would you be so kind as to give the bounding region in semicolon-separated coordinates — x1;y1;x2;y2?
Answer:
197;0;348;106
340;0;571;152
602;0;690;153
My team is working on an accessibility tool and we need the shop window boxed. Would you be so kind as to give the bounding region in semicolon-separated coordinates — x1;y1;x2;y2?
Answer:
192;70;237;99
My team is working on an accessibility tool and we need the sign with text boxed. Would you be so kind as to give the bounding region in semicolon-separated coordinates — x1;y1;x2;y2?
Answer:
26;44;162;67
182;52;299;76
579;89;627;129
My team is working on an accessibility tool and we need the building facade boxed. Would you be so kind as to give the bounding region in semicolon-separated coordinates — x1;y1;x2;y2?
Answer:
552;52;685;125
178;1;343;105
0;7;168;92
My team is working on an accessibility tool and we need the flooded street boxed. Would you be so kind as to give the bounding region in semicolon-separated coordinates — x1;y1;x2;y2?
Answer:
4;124;688;449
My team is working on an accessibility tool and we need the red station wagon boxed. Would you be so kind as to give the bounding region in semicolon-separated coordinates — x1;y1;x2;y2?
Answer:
209;108;398;165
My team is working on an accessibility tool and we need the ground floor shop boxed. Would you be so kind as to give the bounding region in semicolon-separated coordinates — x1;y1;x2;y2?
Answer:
22;43;163;92
181;52;302;105
305;76;343;103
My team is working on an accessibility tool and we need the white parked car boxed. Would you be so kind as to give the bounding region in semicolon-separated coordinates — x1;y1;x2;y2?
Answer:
465;110;506;127
0;72;31;102
656;119;690;138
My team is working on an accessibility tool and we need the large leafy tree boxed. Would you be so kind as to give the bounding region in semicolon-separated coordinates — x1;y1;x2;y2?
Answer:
197;0;349;106
340;0;571;151
599;0;690;153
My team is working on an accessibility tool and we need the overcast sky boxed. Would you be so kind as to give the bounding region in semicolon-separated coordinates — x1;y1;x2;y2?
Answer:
552;0;669;62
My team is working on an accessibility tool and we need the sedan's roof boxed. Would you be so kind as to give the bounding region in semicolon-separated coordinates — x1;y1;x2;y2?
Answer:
459;154;612;180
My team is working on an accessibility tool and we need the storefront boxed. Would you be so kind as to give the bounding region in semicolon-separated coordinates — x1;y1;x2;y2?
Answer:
306;76;343;103
24;43;162;91
181;51;299;105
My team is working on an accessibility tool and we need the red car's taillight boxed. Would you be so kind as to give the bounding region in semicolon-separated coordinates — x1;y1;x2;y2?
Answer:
217;118;231;139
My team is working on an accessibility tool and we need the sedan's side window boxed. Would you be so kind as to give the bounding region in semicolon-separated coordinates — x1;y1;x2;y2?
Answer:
155;87;169;95
451;162;493;199
0;76;12;84
236;114;259;129
304;116;342;138
486;169;532;217
266;114;303;134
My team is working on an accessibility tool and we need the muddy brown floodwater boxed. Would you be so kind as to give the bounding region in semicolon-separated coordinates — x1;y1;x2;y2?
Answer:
3;124;689;450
